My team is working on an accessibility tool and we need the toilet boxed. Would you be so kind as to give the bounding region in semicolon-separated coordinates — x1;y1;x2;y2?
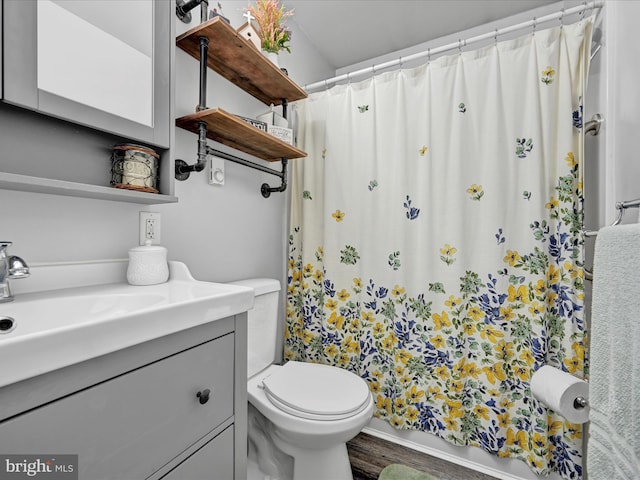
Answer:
230;278;374;480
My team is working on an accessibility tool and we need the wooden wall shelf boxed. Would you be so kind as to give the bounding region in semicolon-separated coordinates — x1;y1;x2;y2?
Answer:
176;108;306;162
176;17;307;106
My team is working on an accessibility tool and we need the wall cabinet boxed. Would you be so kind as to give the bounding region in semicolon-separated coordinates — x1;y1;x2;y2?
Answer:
0;0;177;204
0;317;247;479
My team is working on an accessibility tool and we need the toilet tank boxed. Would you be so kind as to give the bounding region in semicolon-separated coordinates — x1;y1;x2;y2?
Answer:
228;278;281;378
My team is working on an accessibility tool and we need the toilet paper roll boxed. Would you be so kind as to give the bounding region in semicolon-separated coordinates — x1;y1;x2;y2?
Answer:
530;365;590;424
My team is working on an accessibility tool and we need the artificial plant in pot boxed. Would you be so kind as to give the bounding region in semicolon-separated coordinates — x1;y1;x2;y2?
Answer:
247;0;294;63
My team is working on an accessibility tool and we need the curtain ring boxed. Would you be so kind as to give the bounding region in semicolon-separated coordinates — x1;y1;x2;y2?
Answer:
494;28;499;46
532;16;537;35
324;79;329;90
458;39;462;54
580;0;587;18
399;56;403;68
426;47;431;65
560;8;565;28
346;72;351;84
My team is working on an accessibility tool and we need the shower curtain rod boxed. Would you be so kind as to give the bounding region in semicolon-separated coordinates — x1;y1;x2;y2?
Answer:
305;0;603;92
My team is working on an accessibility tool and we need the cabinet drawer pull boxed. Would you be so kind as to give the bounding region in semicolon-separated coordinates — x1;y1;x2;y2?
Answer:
196;389;211;404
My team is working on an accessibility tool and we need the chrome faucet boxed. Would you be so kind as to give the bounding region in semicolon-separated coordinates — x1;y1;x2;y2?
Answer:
0;242;30;303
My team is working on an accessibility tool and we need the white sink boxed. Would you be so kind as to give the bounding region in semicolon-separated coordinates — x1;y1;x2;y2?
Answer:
0;261;254;388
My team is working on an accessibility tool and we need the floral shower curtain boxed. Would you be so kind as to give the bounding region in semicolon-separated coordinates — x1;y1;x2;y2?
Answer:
286;18;593;479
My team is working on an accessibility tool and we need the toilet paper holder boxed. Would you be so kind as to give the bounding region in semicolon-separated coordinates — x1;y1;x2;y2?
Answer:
574;396;589;409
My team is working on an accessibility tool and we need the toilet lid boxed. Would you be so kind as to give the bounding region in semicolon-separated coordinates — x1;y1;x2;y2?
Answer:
261;361;371;420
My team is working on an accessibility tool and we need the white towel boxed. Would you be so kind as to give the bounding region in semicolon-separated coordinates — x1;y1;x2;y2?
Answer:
588;223;640;480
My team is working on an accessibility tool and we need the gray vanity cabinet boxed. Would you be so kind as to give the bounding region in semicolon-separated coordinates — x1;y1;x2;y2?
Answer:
0;316;248;480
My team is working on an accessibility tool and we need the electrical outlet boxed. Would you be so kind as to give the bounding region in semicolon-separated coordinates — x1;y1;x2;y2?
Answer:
139;212;161;245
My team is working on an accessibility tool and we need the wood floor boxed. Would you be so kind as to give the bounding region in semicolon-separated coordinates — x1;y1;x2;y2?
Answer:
347;433;500;480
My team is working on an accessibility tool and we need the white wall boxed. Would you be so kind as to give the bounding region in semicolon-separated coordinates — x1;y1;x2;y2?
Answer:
0;1;333;292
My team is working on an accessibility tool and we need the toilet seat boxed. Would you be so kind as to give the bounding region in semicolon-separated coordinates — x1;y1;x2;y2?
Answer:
261;361;372;421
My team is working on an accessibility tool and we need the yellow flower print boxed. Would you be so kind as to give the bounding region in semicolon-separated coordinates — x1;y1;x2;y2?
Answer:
474;405;490;421
382;334;397;350
405;385;426;402
445;399;464;418
327;311;345;330
528;301;544;317
533;279;547;296
503;250;521;266
519;350;535;366
376;395;392;413
292;270;301;283
353;277;363;289
432;311;451;330
449;379;464;393
564;261;583;279
507;284;530;304
483;362;507;384
314;269;323;282
419;145;428;156
513;365;529;381
395;349;412;365
464;362;481;379
466;183;484;201
428;385;445;401
434;365;449;380
566;422;582;440
497;412;510;428
506;428;529;450
331;210;345;222
541;66;556;84
390;416;404;428
325;298;338;310
494;340;514;360
344;335;359;353
467;306;485;321
303;263;314;275
361;311;374;323
373;322;385;336
445;295;462;309
500;397;514;410
373;369;384;380
564;355;583;373
480;324;504;343
462;322;476;336
369;381;381;394
527;454;545;470
394;398;406;410
531;432;547;450
547;265;561;285
392;285;405;297
444;416;458;430
439;244;457;265
572;341;585;359
405;407;419;422
430;335;445;349
548;420;563;435
303;330;315;344
325;344;338;357
565;151;577;168
337;289;350;301
337;353;350;365
545;197;559;217
394;365;405;377
500;305;515;321
400;375;413;386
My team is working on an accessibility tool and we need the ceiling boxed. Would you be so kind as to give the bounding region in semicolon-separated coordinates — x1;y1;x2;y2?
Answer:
287;0;558;69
